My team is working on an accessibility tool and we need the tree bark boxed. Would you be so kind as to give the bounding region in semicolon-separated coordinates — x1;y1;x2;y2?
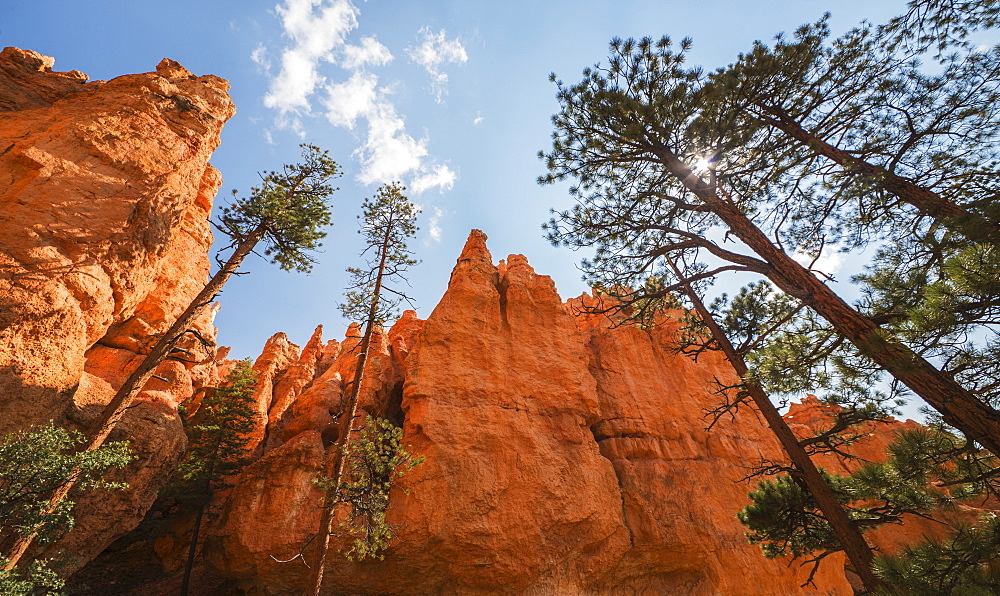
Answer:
656;147;1000;459
308;224;392;596
1;226;267;570
180;502;206;596
671;260;880;592
760;107;1000;246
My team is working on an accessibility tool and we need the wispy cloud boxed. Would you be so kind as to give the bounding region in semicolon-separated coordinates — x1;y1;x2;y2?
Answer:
411;164;456;194
257;0;460;193
426;206;444;243
262;0;359;128
341;36;392;69
406;27;468;103
250;44;271;72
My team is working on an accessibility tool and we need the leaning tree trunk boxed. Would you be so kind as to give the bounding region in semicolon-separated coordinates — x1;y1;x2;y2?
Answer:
180;500;207;596
657;147;1000;459
670;260;880;592
759;105;1000;247
308;225;392;596
1;226;268;571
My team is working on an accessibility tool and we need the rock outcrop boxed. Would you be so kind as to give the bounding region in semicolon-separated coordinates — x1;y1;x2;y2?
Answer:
0;47;234;572
203;231;852;595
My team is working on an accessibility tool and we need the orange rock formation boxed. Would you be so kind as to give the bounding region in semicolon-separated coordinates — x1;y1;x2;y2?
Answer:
0;47;233;572
205;231;853;595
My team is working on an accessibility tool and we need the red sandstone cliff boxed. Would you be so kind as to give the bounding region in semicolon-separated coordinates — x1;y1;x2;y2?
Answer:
0;47;234;572
186;231;851;595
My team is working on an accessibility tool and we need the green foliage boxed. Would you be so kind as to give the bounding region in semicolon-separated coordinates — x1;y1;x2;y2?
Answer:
217;143;340;273
857;241;1000;411
315;417;423;561
740;428;999;590
163;360;258;508
539;0;1000;389
0;558;65;596
885;0;1000;55
714;282;901;419
873;514;1000;595
739;471;854;559
0;423;132;545
339;182;419;325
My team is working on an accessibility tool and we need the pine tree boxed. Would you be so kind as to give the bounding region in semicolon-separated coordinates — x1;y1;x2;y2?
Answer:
314;417;422;562
539;1;1000;461
540;0;1000;588
873;515;1000;595
308;182;419;596
163;360;257;596
668;267;880;590
2;144;340;570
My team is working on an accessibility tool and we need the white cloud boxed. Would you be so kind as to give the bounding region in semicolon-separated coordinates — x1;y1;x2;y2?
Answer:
322;79;456;190
406;27;468;102
426;206;444;243
322;71;379;128
263;0;360;123
411;164;456;194
341;36;392;69
260;1;460;192
793;245;845;277
250;44;271;72
355;101;428;184
473;112;483;125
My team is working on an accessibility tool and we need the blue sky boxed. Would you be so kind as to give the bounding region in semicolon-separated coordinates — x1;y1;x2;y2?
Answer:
5;0;911;360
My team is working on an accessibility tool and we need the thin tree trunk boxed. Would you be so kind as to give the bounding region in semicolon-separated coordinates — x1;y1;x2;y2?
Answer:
180;502;207;596
760;106;1000;246
308;224;392;596
1;226;267;570
669;260;880;592
656;147;1000;459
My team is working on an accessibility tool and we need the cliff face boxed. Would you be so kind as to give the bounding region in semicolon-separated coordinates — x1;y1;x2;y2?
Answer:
0;47;234;571
202;231;852;595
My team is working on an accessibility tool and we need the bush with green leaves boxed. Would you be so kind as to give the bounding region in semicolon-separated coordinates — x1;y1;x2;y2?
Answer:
165;359;258;508
0;558;65;596
0;423;131;594
0;423;132;545
873;514;1000;595
315;417;423;561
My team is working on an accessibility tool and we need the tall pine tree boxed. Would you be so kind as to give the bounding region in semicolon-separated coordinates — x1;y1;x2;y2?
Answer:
308;182;419;596
540;0;1000;586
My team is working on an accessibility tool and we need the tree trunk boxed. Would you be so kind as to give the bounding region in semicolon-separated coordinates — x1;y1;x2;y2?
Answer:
1;226;268;570
760;107;1000;246
671;260;880;592
180;502;206;596
657;147;1000;459
308;225;392;596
